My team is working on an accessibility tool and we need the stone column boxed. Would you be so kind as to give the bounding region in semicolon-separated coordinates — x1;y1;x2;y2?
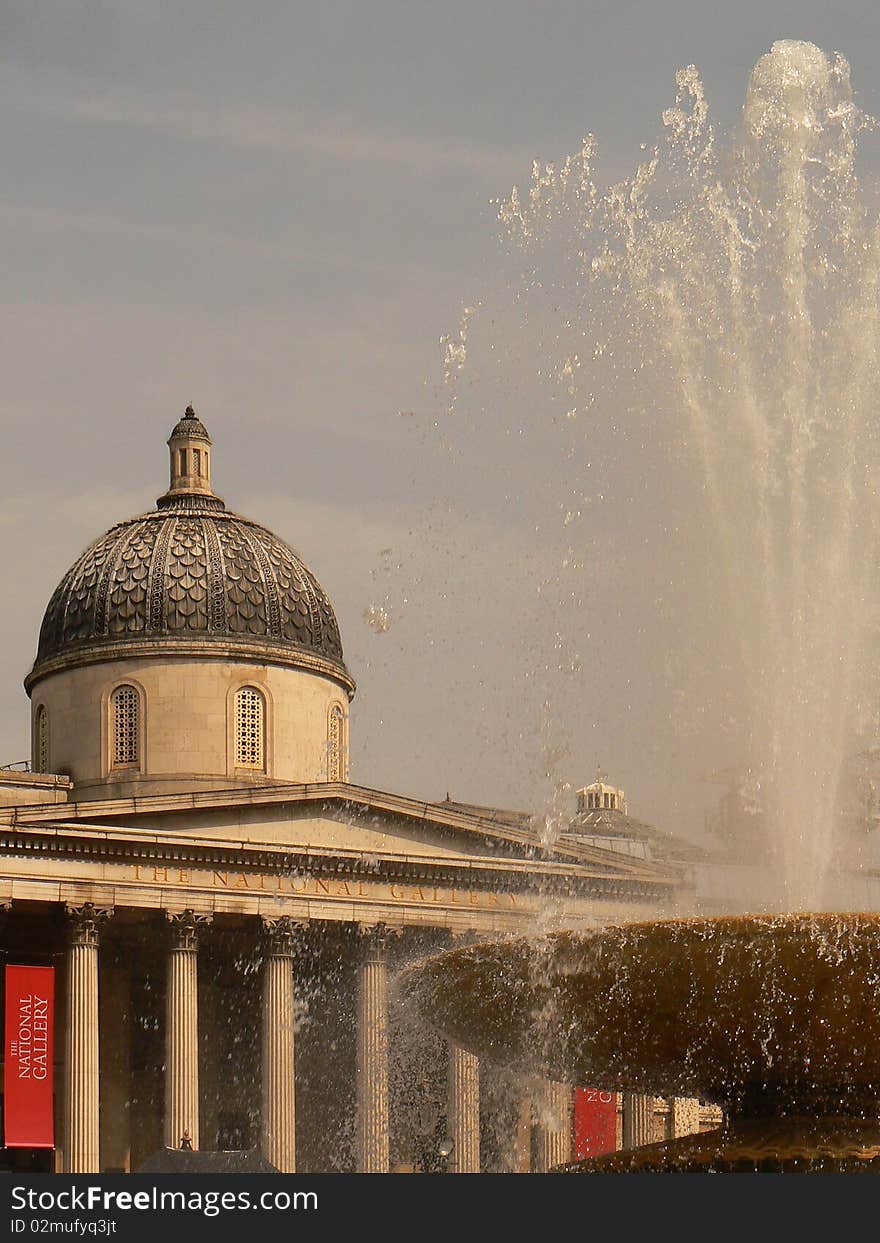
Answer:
164;910;209;1150
512;1093;532;1172
356;924;392;1173
447;1043;480;1173
261;917;301;1173
64;904;110;1174
670;1096;701;1138
535;1080;572;1171
623;1093;655;1149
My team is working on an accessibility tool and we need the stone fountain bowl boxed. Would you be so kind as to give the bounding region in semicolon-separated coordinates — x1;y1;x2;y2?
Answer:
404;914;880;1171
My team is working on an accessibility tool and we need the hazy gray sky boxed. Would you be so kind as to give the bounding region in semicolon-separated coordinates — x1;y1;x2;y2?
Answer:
4;2;880;838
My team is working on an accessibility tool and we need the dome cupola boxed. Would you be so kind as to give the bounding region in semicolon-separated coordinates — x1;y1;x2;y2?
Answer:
28;407;352;691
159;404;218;507
26;407;353;798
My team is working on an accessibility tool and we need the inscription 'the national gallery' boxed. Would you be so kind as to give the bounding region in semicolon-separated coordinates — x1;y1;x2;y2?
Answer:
130;864;521;910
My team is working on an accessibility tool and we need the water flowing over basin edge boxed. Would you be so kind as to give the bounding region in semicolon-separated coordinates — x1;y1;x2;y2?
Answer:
401;913;880;1117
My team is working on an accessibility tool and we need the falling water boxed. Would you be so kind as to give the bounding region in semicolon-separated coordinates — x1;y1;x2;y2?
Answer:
455;41;880;911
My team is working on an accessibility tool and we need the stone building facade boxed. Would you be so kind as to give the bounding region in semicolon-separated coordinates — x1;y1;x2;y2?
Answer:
0;408;711;1173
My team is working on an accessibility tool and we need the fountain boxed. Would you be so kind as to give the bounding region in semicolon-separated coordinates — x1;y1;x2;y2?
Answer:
406;914;880;1170
406;42;880;1171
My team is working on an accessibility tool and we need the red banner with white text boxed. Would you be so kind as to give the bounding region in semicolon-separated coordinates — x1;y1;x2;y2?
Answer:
4;965;55;1148
573;1087;617;1160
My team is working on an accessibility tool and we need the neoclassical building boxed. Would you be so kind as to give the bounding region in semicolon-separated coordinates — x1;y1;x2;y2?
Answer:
0;408;706;1174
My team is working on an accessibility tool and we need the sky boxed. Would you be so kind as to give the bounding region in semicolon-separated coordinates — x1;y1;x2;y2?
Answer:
4;1;880;841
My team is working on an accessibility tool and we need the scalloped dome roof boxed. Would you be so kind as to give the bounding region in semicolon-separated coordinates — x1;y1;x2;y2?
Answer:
26;408;353;695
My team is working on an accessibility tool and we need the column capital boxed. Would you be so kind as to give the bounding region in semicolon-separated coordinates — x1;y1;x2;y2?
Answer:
65;903;112;947
356;922;401;958
261;916;308;958
165;909;211;950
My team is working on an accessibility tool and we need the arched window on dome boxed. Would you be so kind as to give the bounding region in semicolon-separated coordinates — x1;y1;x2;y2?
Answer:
327;704;346;781
234;687;265;770
111;685;140;769
35;705;49;774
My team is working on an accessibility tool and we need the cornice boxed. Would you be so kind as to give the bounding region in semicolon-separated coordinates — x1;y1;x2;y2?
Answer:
25;636;356;698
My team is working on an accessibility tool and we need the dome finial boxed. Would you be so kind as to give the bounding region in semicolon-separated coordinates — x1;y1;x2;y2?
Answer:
158;404;221;508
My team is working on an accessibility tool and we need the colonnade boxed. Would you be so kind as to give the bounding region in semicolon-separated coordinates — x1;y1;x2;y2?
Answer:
61;906;487;1174
62;904;693;1174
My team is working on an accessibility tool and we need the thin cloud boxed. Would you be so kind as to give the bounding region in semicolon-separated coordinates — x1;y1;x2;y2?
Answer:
1;66;527;180
0;196;405;278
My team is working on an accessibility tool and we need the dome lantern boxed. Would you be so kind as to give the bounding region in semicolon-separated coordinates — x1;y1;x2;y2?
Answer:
158;404;219;508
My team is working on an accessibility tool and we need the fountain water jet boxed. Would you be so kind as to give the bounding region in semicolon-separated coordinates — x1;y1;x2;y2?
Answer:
409;42;880;1172
473;40;880;909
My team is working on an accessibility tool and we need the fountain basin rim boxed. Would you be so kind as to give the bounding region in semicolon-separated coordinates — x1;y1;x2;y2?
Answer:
403;912;880;1114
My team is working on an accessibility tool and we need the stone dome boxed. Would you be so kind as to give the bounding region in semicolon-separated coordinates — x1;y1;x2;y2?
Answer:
26;409;354;697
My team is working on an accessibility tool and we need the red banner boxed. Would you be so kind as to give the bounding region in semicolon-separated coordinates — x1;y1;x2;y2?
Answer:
4;965;55;1148
573;1087;617;1160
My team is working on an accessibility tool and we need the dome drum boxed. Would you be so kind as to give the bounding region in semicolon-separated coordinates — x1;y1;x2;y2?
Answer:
30;656;349;797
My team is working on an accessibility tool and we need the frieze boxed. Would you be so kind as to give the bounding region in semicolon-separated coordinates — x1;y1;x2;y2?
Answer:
0;821;672;901
130;863;523;910
0;852;657;929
